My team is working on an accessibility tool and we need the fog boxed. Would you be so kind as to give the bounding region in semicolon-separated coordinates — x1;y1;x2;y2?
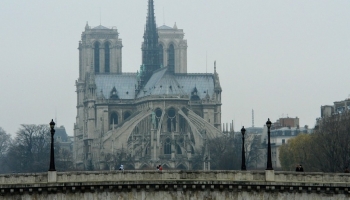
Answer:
1;0;349;136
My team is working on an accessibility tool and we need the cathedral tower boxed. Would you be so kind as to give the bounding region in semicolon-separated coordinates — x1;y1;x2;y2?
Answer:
141;0;160;83
78;23;123;79
158;23;188;73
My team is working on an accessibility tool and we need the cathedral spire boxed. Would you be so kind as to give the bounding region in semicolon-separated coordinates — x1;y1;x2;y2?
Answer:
141;0;160;85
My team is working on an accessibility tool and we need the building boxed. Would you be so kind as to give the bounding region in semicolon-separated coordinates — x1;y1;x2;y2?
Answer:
272;117;299;129
261;118;311;169
320;98;350;118
73;0;223;170
55;126;73;152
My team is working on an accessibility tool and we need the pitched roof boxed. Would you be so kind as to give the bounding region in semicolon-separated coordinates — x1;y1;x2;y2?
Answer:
138;68;215;99
95;73;137;100
94;69;215;100
92;25;109;30
158;25;173;30
176;73;214;99
137;68;186;98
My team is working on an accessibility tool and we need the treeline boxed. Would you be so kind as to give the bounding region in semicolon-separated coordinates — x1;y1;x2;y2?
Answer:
191;133;263;170
0;125;74;174
279;112;350;172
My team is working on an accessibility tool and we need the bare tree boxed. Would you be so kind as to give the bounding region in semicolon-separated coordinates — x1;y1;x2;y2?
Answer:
312;112;350;172
0;127;11;158
190;133;264;170
279;112;350;172
245;134;264;169
55;145;74;171
102;148;135;171
5;124;50;173
0;127;12;173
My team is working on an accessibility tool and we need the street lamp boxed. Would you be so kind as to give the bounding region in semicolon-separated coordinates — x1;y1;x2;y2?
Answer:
241;126;246;170
49;119;56;171
266;118;273;170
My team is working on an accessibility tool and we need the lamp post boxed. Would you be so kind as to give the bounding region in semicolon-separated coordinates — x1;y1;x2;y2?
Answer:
266;118;273;170
241;126;246;170
49;119;56;171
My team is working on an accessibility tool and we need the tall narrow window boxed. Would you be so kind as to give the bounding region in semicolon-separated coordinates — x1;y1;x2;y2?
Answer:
110;112;118;125
164;138;171;154
94;42;100;73
155;108;162;129
159;44;164;67
167;108;176;132
167;44;175;72
104;42;110;73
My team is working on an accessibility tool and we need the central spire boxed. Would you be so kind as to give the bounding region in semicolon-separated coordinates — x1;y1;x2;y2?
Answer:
141;0;160;85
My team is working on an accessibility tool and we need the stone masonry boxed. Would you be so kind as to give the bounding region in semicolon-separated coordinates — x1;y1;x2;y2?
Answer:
1;170;350;199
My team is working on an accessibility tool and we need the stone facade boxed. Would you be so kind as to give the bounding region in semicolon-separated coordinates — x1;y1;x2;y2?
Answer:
158;24;187;73
74;0;222;171
1;171;350;200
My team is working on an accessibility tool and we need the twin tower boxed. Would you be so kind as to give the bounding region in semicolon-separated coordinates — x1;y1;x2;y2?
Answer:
78;0;187;83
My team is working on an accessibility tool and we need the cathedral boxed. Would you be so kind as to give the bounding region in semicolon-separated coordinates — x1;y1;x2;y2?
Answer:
74;0;223;170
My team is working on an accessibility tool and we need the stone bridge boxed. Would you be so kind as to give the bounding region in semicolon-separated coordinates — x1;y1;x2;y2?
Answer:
1;170;350;199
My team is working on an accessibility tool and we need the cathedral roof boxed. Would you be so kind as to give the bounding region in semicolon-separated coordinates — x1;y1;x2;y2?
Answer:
175;73;215;100
94;69;215;100
158;25;173;30
137;67;186;98
137;67;215;99
92;25;109;30
95;73;137;100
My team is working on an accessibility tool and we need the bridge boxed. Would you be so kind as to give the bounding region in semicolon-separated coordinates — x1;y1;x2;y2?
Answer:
0;170;350;199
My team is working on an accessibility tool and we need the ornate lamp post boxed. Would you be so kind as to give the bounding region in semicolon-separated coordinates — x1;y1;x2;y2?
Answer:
241;126;246;170
266;118;273;170
49;119;56;171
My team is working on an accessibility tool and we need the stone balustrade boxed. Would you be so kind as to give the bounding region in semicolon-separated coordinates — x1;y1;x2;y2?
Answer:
0;170;350;199
1;170;350;185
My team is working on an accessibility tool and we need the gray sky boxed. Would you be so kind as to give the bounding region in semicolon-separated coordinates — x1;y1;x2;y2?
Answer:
1;0;350;136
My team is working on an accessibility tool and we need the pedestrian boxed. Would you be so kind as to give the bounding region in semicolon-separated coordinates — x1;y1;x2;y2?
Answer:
295;165;300;172
299;165;304;172
159;165;163;171
156;165;159;170
119;164;124;171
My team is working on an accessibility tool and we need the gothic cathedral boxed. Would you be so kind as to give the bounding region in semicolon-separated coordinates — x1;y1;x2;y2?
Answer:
74;0;223;170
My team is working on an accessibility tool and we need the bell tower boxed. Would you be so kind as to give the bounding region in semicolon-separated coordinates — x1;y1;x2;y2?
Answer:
78;22;123;81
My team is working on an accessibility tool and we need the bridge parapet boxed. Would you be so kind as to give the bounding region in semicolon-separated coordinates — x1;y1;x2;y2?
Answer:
1;170;350;185
274;171;350;183
1;170;350;199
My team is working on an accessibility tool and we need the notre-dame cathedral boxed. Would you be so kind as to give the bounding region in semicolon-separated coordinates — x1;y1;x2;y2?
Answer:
74;0;223;170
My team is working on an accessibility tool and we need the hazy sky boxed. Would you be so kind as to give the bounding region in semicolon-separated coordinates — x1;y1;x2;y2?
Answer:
1;0;350;136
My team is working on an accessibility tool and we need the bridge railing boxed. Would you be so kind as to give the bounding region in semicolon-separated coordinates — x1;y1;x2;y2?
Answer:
1;170;350;185
275;171;350;183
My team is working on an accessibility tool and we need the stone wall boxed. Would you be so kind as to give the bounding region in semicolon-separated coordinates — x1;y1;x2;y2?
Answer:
0;170;350;199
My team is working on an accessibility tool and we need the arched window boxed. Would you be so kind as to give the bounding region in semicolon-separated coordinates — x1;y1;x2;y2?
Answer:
167;44;175;72
167;108;176;132
159;44;164;67
179;115;187;133
145;147;149;155
155;108;162;129
176;144;182;154
104;42;110;73
123;112;131;120
94;42;100;73
164;138;171;154
110;112;118;125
